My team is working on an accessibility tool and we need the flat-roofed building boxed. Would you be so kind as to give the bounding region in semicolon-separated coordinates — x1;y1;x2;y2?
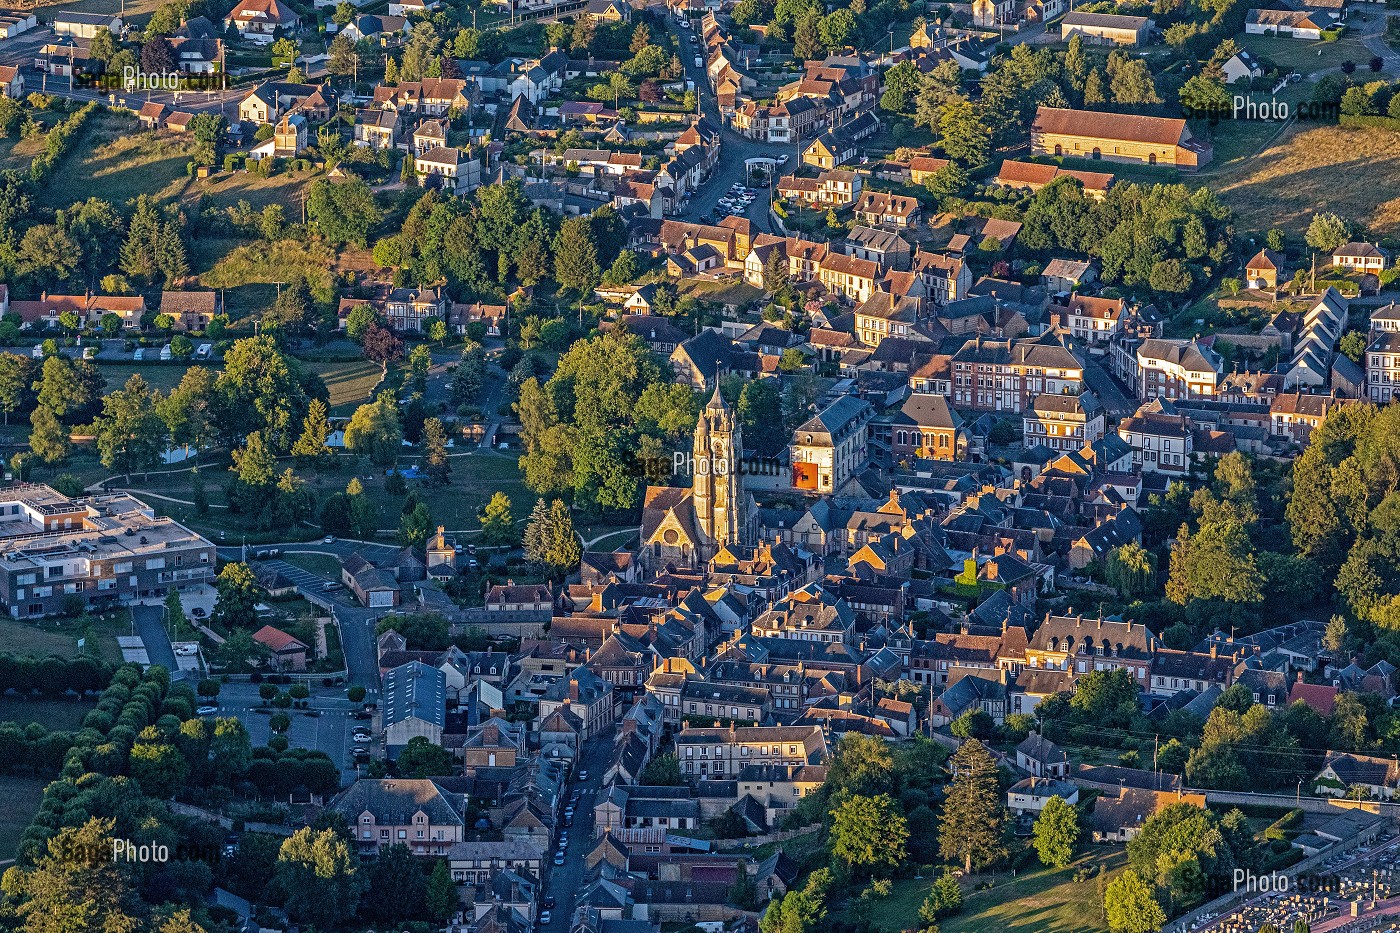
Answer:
0;485;216;619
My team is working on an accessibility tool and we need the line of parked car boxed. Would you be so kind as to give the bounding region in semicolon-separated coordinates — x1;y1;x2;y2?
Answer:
717;184;756;218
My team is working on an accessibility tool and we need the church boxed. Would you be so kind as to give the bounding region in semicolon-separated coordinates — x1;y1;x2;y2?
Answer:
640;385;758;572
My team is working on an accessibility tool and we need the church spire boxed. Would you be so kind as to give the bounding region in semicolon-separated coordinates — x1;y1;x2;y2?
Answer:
707;373;727;411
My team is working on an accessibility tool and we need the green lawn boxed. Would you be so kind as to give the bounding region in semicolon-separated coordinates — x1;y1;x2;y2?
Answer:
0;613;126;663
281;553;343;578
0;775;48;861
943;852;1126;933
848;851;1126;933
1240;32;1382;77
0;697;96;731
98;362;213;392
118;447;535;542
309;360;386;416
37;111;196;211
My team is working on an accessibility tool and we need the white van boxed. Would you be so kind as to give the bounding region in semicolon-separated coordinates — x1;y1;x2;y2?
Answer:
132;348;145;361
160;344;172;361
196;343;212;360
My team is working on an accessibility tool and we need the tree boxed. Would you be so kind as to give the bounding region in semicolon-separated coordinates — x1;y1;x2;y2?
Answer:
129;735;190;798
938;739;1007;873
793;10;822;60
938;98;990;168
1032;795;1079;868
919;871;963;923
426;860;457;922
292;398;334;468
213;562;264;629
35;354;96;420
421;417;451;486
307;176;380;248
363;843;428;924
345;304;377;344
1166;514;1263;606
327;33;360;79
522;498;580;575
479;492;515;546
345;391;403;467
0;352;35;425
1179;71;1229;115
363;323;404;363
1305;212;1351;253
407;344;432;393
1323;614;1348;655
881;60;924;113
1106;541;1156;599
1104;869;1166;933
4;818;145;933
396;736;455;777
639;753;683;785
399;499;433;547
274;827;366;930
95;374;166;481
28;404;69;466
830;793;908;877
553;215;600;293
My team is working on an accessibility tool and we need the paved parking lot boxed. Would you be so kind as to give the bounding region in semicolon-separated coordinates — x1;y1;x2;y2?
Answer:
207;684;370;778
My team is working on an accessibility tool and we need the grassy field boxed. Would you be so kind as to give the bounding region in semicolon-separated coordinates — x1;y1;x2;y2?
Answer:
0;697;96;731
116;445;535;541
97;362;211;392
0;614;126;663
37;111;196;211
1240;32;1382;76
281;553;343;578
184;169;321;214
200;239;337;318
309;360;386;415
942;852;1126;933
846;851;1125;933
0;775;47;861
0;133;44;173
1211;123;1400;233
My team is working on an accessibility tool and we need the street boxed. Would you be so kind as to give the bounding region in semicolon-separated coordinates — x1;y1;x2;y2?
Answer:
673;19;797;231
539;737;613;930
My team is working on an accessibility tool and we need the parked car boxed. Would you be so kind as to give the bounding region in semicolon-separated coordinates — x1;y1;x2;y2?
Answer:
196;705;218;715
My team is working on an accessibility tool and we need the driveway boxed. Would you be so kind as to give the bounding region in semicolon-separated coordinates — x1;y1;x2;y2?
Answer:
134;603;181;678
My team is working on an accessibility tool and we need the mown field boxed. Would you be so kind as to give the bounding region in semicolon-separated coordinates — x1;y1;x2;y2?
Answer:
0;775;47;861
840;851;1126;933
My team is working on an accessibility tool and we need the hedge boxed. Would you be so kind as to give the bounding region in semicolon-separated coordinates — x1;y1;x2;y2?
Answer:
1340;114;1400;131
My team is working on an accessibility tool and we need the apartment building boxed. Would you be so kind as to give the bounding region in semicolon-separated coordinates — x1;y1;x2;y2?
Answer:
950;336;1084;413
1367;303;1400;404
0;485;215;619
1024;614;1158;687
1135;338;1223;401
1117;401;1193;475
1024;392;1105;452
750;583;856;645
330;778;466;855
1053;294;1125;345
791;396;874;493
675;724;827;779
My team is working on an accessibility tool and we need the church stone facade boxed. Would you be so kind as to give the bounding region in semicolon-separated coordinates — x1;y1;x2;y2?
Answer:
640;386;756;572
